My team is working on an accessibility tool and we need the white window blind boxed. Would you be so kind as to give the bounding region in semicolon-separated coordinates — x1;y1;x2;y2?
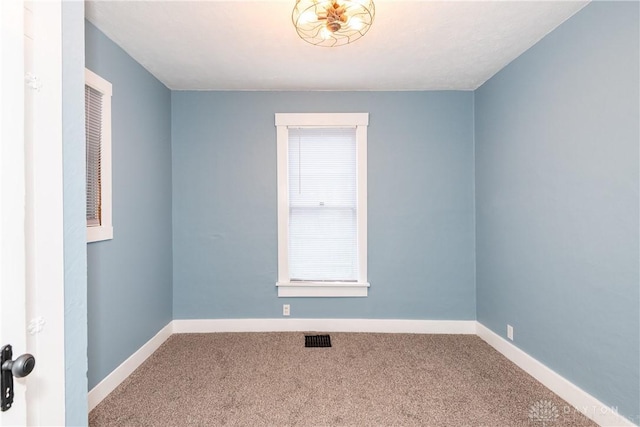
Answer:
85;84;103;227
85;68;112;243
288;127;358;281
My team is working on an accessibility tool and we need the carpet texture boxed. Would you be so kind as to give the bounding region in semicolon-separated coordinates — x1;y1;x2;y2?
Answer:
89;333;597;426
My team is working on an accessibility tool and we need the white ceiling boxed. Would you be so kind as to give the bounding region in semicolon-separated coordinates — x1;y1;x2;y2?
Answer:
85;0;589;91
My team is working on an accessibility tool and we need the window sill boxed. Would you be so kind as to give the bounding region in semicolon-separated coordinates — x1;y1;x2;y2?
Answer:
87;225;113;243
277;282;369;297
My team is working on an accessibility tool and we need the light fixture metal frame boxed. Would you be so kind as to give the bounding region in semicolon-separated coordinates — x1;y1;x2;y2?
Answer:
292;0;375;47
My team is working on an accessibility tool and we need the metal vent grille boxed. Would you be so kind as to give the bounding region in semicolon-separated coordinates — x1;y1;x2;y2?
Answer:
305;335;332;348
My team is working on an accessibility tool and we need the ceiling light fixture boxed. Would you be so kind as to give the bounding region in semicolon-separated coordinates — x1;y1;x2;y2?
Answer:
292;0;375;47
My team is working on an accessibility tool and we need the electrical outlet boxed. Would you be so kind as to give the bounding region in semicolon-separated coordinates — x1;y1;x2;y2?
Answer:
507;324;514;341
283;304;290;316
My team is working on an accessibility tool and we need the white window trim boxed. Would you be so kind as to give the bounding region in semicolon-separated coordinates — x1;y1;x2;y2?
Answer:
275;113;369;297
85;68;113;243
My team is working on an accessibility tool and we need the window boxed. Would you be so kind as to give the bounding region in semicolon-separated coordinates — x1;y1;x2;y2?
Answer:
85;68;113;242
275;113;369;297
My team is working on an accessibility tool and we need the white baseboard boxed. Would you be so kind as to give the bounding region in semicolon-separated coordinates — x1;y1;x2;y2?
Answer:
476;322;637;427
88;322;173;411
171;318;477;334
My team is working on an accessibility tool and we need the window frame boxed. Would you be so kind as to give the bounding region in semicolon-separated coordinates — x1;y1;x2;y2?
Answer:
85;68;113;243
275;113;369;297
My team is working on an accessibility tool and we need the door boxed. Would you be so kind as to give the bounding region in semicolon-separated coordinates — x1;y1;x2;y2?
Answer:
0;1;28;424
1;0;66;425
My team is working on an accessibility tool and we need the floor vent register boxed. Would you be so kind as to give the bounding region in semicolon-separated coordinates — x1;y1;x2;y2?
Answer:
305;335;332;348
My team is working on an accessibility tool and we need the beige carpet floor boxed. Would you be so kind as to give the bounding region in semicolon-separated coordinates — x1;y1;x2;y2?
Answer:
89;333;597;426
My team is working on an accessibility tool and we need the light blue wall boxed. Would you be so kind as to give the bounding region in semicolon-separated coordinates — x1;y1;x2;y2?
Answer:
63;2;88;425
475;2;639;423
172;92;476;320
85;22;173;389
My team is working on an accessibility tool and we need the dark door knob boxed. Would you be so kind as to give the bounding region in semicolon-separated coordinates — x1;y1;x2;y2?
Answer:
2;353;36;378
1;344;36;412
